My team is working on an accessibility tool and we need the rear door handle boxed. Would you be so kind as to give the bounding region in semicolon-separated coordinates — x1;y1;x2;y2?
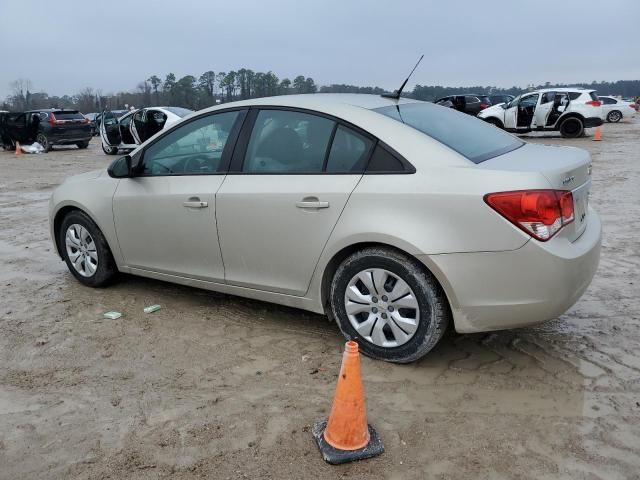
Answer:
296;200;329;209
183;198;208;208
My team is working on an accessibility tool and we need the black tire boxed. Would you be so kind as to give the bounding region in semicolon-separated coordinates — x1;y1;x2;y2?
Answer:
36;133;51;152
484;117;504;129
559;117;584;138
76;141;90;149
102;143;119;155
607;110;622;123
59;210;118;287
329;247;450;363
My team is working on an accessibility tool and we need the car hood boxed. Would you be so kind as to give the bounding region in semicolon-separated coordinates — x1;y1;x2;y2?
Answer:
478;104;504;118
62;168;106;184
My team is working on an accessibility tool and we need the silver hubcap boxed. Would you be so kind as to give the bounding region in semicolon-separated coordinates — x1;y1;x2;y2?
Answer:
65;224;98;277
344;268;420;348
610;112;621;121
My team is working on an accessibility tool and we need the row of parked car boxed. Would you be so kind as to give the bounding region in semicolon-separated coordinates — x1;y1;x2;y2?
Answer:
0;91;636;152
436;89;637;138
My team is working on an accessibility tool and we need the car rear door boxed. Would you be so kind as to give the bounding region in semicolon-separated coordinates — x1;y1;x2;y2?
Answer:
100;110;122;147
533;92;555;128
216;108;374;296
112;109;246;280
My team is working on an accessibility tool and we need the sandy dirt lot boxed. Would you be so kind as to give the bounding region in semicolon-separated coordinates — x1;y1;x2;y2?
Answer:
1;119;639;480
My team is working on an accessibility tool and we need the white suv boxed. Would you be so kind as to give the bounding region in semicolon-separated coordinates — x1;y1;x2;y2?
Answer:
478;88;603;138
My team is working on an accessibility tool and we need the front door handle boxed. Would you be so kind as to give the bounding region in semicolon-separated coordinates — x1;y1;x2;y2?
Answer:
183;197;208;208
296;199;329;209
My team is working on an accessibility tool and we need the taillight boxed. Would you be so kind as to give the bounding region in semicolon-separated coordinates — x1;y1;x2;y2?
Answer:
484;190;574;241
480;103;490;109
586;100;601;107
48;113;57;125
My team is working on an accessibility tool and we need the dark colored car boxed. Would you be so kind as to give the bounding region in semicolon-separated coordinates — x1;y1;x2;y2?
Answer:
434;94;492;115
488;94;514;106
84;113;99;136
0;109;92;152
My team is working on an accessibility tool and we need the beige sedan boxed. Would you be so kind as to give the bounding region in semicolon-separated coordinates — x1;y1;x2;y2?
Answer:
49;94;601;363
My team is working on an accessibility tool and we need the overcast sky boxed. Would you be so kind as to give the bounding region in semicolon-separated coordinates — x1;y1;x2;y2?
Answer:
1;0;638;99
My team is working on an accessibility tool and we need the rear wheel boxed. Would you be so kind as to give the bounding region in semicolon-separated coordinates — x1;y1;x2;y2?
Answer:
607;110;622;123
36;133;51;152
559;117;584;138
59;210;117;287
102;142;118;155
76;141;89;149
330;247;450;363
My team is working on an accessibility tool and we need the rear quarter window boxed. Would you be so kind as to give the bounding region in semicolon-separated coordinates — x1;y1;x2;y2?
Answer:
373;103;523;164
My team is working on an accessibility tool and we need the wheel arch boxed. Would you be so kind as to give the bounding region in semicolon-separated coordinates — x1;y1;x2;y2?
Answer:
52;204;115;260
483;116;504;129
318;241;458;321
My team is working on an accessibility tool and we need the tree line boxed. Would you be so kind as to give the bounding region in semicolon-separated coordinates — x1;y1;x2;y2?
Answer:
2;72;639;113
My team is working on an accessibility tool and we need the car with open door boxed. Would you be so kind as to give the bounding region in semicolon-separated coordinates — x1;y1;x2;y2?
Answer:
0;109;92;151
434;94;492;115
100;106;193;155
50;94;601;363
478;88;604;138
598;95;637;123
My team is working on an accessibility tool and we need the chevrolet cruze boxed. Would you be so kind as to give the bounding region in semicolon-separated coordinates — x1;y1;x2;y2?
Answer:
49;94;601;363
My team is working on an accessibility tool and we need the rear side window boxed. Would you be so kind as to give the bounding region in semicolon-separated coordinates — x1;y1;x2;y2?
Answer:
243;110;334;173
465;96;480;103
374;103;523;164
325;126;373;173
568;92;582;100
52;111;85;120
366;145;407;172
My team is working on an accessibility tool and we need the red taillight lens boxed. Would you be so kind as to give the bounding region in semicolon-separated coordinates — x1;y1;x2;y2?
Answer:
480;103;490;109
586;100;601;107
48;113;57;125
484;190;574;241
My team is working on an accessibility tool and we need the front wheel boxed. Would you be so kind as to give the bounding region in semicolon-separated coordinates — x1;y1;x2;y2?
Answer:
102;143;119;155
59;210;117;287
607;110;622;123
484;117;504;129
329;247;450;363
559;117;584;138
36;133;51;152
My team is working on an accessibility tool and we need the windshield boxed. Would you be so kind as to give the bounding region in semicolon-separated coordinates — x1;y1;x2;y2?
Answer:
373;103;523;163
164;107;193;117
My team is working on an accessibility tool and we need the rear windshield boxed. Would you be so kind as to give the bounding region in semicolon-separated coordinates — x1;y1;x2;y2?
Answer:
164;107;193;117
52;111;85;120
373;103;523;163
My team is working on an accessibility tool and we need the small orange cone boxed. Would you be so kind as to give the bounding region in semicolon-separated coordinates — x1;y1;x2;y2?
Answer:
15;142;22;155
593;127;602;141
312;341;384;464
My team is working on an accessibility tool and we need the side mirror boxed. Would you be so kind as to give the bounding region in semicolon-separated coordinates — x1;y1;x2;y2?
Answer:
107;154;132;178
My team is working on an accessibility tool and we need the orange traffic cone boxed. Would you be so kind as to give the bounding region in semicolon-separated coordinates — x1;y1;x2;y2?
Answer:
15;141;22;155
312;341;384;464
593;127;602;141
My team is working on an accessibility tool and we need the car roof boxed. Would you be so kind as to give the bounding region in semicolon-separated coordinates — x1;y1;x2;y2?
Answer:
198;94;421;114
531;88;595;94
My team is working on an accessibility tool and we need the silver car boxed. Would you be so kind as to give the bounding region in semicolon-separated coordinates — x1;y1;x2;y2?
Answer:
49;94;601;363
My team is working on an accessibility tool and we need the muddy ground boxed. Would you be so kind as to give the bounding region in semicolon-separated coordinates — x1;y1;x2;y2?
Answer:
0;119;639;480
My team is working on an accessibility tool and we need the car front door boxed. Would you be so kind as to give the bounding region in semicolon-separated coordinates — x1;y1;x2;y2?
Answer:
216;108;374;296
503;97;519;129
112;109;246;280
100;110;122;147
515;93;539;129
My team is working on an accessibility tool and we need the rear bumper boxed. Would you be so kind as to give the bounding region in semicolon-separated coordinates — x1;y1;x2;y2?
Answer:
420;208;601;333
49;135;92;145
584;117;604;128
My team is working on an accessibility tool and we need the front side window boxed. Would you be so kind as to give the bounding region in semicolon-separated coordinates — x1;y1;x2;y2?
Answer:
541;92;555;104
519;94;539;107
374;102;523;164
243;110;334;173
141;110;241;176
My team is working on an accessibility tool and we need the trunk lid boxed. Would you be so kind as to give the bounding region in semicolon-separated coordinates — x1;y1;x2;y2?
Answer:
479;143;592;241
